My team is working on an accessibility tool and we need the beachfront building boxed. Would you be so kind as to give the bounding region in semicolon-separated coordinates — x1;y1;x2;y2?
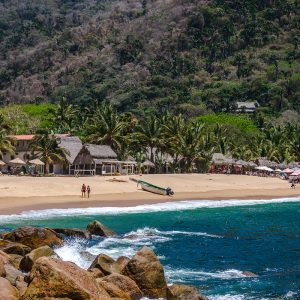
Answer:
1;135;34;164
56;136;136;175
235;101;259;113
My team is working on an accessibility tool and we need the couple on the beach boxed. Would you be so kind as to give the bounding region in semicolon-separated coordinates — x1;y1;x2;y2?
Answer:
81;184;91;198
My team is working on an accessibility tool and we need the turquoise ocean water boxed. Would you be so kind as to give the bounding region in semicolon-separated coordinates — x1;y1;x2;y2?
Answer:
0;198;299;300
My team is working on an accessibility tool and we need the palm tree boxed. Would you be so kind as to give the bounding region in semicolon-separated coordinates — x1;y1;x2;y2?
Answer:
87;104;131;152
135;114;163;162
171;121;206;172
0;114;15;159
49;97;79;133
29;133;69;174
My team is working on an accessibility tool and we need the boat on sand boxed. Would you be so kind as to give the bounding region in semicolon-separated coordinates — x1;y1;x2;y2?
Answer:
131;178;174;196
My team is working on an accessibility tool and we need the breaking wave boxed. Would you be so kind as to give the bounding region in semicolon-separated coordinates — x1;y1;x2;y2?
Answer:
1;197;300;223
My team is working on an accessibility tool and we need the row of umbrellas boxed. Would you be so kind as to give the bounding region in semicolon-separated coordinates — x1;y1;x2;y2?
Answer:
255;165;300;176
0;158;45;166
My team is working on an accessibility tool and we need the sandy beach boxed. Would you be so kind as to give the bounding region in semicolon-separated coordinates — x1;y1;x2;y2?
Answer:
0;174;298;214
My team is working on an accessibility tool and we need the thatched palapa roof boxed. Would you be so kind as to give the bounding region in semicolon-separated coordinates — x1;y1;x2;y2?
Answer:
212;153;235;165
9;158;26;165
85;144;117;159
29;159;45;166
59;136;83;164
142;159;155;167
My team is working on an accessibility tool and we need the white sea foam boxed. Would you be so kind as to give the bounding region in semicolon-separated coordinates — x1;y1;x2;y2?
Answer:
209;295;250;300
54;238;92;269
165;267;248;283
1;197;300;223
285;291;297;298
125;227;222;239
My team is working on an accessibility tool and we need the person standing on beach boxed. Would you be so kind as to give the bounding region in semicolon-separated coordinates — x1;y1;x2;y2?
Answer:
87;185;91;198
81;184;86;197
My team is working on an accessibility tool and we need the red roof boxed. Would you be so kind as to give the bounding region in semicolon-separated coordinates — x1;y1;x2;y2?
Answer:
13;135;35;141
12;133;70;141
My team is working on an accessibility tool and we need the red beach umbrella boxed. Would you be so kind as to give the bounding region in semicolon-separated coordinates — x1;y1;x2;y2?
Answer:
283;168;294;173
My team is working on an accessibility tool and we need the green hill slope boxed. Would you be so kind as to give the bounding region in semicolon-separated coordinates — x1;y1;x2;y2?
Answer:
0;0;299;116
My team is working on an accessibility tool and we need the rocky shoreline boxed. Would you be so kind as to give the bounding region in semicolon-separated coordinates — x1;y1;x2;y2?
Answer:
0;221;208;300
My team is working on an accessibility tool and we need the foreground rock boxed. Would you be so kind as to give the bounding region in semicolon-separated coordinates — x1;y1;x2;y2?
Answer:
0;240;31;256
0;257;6;277
122;246;167;299
51;228;91;239
167;284;208;300
97;279;131;299
9;254;23;269
3;227;63;249
20;246;55;272
87;220;116;237
101;274;143;300
116;256;130;271
23;257;110;300
0;277;19;300
89;253;122;275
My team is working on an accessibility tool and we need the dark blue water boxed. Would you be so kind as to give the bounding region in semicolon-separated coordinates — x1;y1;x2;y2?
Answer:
0;200;299;299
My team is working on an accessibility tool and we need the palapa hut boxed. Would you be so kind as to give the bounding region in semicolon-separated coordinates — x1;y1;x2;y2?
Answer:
56;136;83;174
211;153;235;173
142;159;156;174
29;158;45;174
85;144;118;175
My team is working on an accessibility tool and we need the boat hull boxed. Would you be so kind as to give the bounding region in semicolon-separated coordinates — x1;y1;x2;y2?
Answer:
140;183;167;195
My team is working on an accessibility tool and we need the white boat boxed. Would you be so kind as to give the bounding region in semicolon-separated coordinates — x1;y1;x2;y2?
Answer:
138;180;174;196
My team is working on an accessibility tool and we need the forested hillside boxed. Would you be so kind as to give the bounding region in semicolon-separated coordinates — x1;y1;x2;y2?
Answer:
0;0;299;117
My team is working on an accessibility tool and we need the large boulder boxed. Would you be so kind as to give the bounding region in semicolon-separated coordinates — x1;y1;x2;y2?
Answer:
116;256;130;272
50;228;91;239
89;253;121;275
4;263;24;286
122;246;167;299
0;239;32;255
88;268;105;279
167;284;208;300
0;258;6;277
0;249;13;264
101;273;143;300
23;257;111;300
20;245;55;272
97;279;131;300
0;250;23;286
0;277;19;300
86;220;116;237
3;227;63;249
9;254;23;269
15;275;28;297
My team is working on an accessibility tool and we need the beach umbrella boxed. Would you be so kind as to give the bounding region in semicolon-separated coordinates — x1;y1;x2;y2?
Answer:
255;166;264;170
291;170;300;176
262;166;273;172
247;161;257;168
0;160;5;166
283;168;294;173
9;158;26;165
29;158;45;166
142;160;155;167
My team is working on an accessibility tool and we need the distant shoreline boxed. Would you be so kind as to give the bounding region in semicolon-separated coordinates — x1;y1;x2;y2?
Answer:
0;174;299;215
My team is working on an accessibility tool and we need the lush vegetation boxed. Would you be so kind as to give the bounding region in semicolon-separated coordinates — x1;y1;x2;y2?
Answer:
2;102;300;173
0;0;299;118
1;0;300;172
